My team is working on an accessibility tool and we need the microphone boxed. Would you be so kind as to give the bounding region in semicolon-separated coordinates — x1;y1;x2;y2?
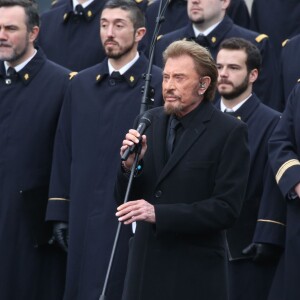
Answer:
121;112;152;161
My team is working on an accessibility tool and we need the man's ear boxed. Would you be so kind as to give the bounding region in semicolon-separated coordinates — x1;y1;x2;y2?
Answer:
29;26;39;43
198;76;211;95
249;68;259;84
135;27;146;42
222;0;231;10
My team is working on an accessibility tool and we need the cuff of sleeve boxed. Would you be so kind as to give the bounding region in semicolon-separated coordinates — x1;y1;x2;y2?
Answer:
253;219;286;248
121;160;144;177
46;197;70;222
287;189;299;200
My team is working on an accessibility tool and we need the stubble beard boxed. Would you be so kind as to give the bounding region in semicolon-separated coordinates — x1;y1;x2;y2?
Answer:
164;101;183;116
104;40;135;60
219;75;249;100
0;39;29;64
192;18;205;25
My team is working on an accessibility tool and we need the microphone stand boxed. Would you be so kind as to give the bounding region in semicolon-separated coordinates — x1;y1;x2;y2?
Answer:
99;1;170;298
140;0;169;114
99;143;142;300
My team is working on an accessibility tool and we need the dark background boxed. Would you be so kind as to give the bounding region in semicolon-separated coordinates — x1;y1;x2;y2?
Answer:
37;0;52;14
36;0;253;14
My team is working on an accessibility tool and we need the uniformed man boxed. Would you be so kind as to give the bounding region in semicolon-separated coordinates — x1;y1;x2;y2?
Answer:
215;37;283;300
51;0;149;13
250;0;300;58
37;0;107;71
145;0;250;49
280;34;300;104
153;0;282;111
268;80;300;300
0;0;72;299
45;0;163;299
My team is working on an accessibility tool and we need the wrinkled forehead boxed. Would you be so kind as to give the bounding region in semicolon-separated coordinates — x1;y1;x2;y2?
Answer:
164;55;198;76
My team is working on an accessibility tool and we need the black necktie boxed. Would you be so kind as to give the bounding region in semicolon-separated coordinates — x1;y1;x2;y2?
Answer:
6;67;18;84
75;4;84;16
110;71;123;80
196;34;209;48
109;71;124;86
166;117;181;157
224;109;235;116
7;67;17;77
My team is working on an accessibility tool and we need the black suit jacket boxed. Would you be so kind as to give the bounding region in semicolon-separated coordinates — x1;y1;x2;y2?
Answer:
115;101;250;300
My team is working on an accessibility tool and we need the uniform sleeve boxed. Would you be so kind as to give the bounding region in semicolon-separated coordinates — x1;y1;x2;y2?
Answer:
268;84;300;198
252;163;286;247
46;85;73;222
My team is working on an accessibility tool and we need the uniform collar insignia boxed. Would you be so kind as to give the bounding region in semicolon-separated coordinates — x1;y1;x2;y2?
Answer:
17;48;46;85
96;74;102;82
63;1;101;23
123;72;138;87
69;72;78;80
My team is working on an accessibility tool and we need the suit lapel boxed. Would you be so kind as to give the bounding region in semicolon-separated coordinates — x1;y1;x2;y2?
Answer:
156;102;215;185
151;110;169;176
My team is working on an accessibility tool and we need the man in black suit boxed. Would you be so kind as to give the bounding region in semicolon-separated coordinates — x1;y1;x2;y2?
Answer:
115;40;250;300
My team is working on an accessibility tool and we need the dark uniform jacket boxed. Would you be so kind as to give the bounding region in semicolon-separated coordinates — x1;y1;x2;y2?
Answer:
280;34;300;103
216;95;282;259
38;0;106;71
52;0;148;12
217;95;283;300
227;0;250;29
115;102;250;300
46;54;163;300
250;0;300;58
268;82;300;300
153;16;281;111
145;0;250;48
0;49;70;299
252;166;286;250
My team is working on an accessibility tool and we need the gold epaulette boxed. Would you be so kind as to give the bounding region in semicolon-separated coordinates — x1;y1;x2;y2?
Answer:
147;0;156;6
69;72;78;80
255;34;268;43
282;39;289;47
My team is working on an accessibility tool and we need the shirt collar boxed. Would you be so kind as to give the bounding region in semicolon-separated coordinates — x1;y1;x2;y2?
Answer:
175;100;204;129
193;20;222;37
4;49;37;73
220;94;252;112
108;52;140;75
72;0;94;10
